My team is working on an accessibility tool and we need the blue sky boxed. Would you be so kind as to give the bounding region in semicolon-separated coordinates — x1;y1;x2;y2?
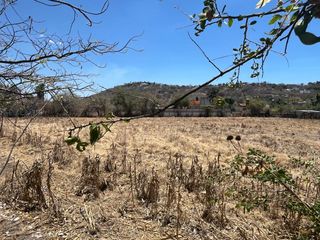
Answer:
15;1;320;88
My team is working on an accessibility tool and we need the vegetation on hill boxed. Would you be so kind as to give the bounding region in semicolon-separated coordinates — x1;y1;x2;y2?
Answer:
2;81;320;117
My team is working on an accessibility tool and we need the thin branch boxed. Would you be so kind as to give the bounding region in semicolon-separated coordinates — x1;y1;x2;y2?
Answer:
205;9;286;27
0;34;140;65
236;18;249;82
188;32;222;73
33;0;109;26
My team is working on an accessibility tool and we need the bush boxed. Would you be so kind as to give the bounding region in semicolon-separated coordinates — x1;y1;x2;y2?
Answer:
247;99;267;117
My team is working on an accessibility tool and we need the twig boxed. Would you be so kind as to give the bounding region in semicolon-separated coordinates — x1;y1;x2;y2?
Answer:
188;32;222;73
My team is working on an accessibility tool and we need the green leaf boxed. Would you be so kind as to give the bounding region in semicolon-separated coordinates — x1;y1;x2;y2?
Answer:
202;6;210;13
64;136;80;146
200;20;206;30
246;52;256;58
89;124;101;145
228;18;234;27
265;37;272;45
217;20;223;27
269;14;282;25
290;11;299;23
250;20;257;25
199;13;207;20
105;112;115;119
269;28;279;35
285;4;299;12
256;0;271;9
76;141;89;152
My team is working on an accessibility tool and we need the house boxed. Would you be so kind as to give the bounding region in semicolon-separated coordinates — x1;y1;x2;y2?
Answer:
189;93;210;108
190;97;201;107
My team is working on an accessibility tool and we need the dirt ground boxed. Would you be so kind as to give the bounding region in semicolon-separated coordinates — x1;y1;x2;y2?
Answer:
0;117;319;239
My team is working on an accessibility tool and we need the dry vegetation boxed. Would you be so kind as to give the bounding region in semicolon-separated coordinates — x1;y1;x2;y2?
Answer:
0;117;320;239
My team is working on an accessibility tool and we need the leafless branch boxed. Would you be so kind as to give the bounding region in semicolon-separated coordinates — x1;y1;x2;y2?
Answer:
188;32;222;73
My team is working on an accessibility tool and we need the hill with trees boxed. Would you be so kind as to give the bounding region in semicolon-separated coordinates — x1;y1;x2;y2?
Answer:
10;81;314;118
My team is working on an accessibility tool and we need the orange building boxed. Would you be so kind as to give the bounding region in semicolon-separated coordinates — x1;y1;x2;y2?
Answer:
190;97;201;106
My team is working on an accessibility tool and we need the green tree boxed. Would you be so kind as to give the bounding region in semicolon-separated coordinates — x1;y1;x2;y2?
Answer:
225;97;235;111
139;98;157;115
248;99;267;117
213;97;225;109
44;94;84;117
35;83;45;101
174;98;190;109
213;96;226;117
111;92;136;117
314;93;320;105
208;86;220;103
311;93;320;110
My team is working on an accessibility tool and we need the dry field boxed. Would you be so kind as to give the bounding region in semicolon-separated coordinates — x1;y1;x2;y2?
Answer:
0;117;320;239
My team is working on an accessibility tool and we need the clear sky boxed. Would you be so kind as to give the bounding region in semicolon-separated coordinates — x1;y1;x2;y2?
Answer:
13;1;320;88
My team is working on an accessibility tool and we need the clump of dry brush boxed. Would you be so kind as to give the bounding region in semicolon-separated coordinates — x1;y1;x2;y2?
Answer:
135;168;160;206
118;145;320;239
2;129;320;239
0;156;60;218
0;160;47;211
75;155;110;201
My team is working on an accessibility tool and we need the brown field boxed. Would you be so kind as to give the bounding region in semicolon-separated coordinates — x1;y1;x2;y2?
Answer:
0;117;320;239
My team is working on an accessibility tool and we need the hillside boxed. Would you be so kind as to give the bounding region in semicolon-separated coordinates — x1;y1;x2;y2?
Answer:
94;81;320;105
87;81;320;115
2;81;320;117
94;82;201;105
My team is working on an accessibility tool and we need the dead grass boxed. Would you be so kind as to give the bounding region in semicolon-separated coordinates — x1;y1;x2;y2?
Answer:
0;117;319;239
